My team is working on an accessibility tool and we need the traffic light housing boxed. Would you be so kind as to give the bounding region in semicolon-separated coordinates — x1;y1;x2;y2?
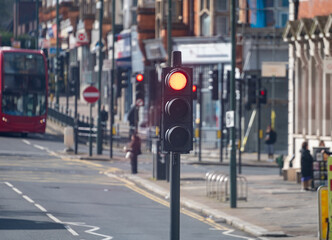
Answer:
259;88;267;104
116;68;129;98
135;73;145;105
161;66;193;153
246;75;257;107
192;84;198;100
208;70;218;100
69;65;79;96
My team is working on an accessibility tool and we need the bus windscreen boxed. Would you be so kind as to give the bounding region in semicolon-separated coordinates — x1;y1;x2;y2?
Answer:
2;52;47;117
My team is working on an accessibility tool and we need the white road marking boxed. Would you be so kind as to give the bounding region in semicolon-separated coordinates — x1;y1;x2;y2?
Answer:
46;213;61;223
222;229;256;240
22;139;31;145
23;195;34;203
4;182;13;187
33;144;45;150
65;226;79;236
35;203;47;212
12;187;22;195
64;222;113;240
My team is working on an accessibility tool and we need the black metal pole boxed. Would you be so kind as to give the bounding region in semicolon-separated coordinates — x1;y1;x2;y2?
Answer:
167;0;172;66
257;77;261;161
238;80;242;174
198;73;202;162
109;0;116;159
219;63;224;163
170;152;180;240
89;104;93;157
35;0;39;49
230;0;237;208
55;0;60;110
74;88;78;154
97;0;103;154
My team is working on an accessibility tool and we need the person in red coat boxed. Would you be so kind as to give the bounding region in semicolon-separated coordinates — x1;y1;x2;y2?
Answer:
128;133;141;174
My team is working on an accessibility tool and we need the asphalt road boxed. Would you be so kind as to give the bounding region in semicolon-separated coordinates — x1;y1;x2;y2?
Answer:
0;133;259;240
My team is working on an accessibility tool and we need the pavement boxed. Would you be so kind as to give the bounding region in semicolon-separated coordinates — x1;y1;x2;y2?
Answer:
47;96;319;240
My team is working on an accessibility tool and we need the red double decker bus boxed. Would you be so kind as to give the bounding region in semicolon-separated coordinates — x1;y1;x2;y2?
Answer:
0;47;48;135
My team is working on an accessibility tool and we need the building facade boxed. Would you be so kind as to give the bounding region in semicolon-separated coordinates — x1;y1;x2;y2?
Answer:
284;0;332;172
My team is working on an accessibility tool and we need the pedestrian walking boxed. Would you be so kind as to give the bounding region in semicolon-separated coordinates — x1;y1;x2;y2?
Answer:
126;133;141;174
300;141;313;191
265;125;277;161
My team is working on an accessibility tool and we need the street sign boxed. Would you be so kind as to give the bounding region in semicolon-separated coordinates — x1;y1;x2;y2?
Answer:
83;86;100;103
136;98;144;107
261;62;287;77
226;111;235;128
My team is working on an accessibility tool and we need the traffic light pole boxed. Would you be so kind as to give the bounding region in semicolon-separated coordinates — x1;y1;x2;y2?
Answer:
109;0;116;159
219;63;224;163
198;73;203;162
55;0;59;110
230;0;237;208
96;0;104;155
170;152;180;240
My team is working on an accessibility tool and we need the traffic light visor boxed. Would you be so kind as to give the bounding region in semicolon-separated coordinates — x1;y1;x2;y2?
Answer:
136;74;144;82
168;72;187;91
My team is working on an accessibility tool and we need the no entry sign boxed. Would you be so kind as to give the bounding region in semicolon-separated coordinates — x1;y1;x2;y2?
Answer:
83;86;100;103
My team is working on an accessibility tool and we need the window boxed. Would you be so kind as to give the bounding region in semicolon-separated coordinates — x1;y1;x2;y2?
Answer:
216;16;229;36
216;0;228;11
201;13;211;36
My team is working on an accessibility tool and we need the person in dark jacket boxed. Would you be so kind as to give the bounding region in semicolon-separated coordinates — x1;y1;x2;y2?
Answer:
300;141;313;191
265;125;277;161
128;133;141;174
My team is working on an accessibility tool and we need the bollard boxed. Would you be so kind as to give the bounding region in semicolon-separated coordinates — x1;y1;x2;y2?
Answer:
64;126;74;152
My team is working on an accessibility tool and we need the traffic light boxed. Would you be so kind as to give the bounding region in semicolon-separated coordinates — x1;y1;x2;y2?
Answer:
259;88;267;104
56;55;64;77
208;70;218;100
192;84;198;100
116;68;129;98
161;66;193;153
69;65;79;96
246;75;257;107
135;73;145;105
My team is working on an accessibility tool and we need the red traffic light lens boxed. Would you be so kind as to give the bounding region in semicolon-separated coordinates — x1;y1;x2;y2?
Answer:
192;85;197;92
260;90;265;96
168;72;187;91
136;74;144;82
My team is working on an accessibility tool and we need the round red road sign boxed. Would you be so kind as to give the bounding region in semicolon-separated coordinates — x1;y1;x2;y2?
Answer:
83;86;100;103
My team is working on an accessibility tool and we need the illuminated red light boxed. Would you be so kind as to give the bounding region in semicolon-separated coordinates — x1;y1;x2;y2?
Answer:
193;85;197;92
169;72;187;91
136;74;144;82
260;90;265;96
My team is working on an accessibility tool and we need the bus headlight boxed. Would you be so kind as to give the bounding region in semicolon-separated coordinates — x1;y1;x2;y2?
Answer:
40;118;45;124
2;117;8;122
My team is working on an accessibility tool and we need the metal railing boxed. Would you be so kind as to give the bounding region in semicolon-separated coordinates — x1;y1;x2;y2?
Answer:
205;171;248;202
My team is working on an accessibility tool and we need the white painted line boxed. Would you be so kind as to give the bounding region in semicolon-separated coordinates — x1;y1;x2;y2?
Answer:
23;195;34;203
65;226;79;236
83;92;99;98
34;144;45;150
47;213;62;223
12;187;22;195
22;139;31;145
4;182;13;187
34;204;47;212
